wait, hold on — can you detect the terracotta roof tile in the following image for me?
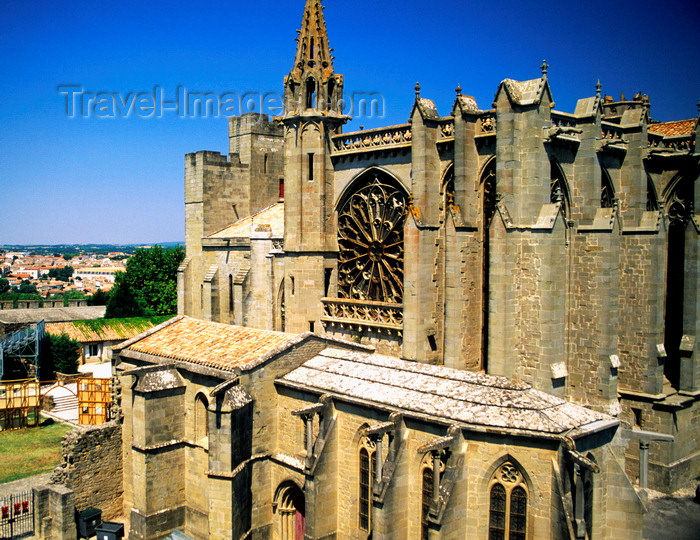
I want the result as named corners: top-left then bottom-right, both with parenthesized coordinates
top-left (648, 119), bottom-right (696, 137)
top-left (208, 203), bottom-right (284, 239)
top-left (123, 316), bottom-right (298, 371)
top-left (46, 317), bottom-right (167, 343)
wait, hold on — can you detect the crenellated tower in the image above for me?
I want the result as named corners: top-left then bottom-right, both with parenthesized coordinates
top-left (280, 0), bottom-right (349, 333)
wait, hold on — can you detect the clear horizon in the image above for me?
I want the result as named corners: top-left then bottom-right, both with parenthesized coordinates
top-left (2, 0), bottom-right (698, 245)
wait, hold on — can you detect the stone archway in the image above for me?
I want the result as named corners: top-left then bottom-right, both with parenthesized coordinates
top-left (274, 482), bottom-right (305, 540)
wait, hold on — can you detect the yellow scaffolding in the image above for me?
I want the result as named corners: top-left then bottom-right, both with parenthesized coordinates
top-left (0, 379), bottom-right (40, 431)
top-left (78, 377), bottom-right (111, 425)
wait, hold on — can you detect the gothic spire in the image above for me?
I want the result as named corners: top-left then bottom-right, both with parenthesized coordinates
top-left (284, 0), bottom-right (345, 119)
top-left (292, 0), bottom-right (334, 79)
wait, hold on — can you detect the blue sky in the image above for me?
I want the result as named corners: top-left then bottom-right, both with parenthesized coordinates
top-left (1, 0), bottom-right (698, 245)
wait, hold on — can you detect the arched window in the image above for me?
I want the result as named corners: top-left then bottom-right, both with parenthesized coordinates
top-left (481, 159), bottom-right (497, 371)
top-left (647, 175), bottom-right (659, 211)
top-left (601, 167), bottom-right (615, 208)
top-left (275, 482), bottom-right (305, 540)
top-left (306, 78), bottom-right (316, 109)
top-left (488, 461), bottom-right (528, 540)
top-left (337, 171), bottom-right (408, 303)
top-left (359, 436), bottom-right (376, 531)
top-left (550, 160), bottom-right (571, 220)
top-left (664, 176), bottom-right (693, 390)
top-left (420, 451), bottom-right (447, 540)
top-left (194, 394), bottom-right (208, 442)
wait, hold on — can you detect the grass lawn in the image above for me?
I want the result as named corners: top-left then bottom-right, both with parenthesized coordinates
top-left (0, 420), bottom-right (71, 484)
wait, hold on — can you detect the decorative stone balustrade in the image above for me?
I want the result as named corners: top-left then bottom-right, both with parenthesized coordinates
top-left (648, 134), bottom-right (695, 153)
top-left (600, 122), bottom-right (626, 142)
top-left (478, 113), bottom-right (497, 135)
top-left (321, 298), bottom-right (403, 333)
top-left (331, 125), bottom-right (412, 155)
top-left (438, 119), bottom-right (455, 141)
top-left (551, 112), bottom-right (578, 129)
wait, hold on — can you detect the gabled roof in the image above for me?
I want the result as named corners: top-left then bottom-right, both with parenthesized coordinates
top-left (453, 94), bottom-right (480, 115)
top-left (115, 316), bottom-right (303, 372)
top-left (411, 97), bottom-right (440, 121)
top-left (496, 77), bottom-right (552, 107)
top-left (279, 348), bottom-right (611, 436)
top-left (208, 203), bottom-right (284, 239)
top-left (46, 316), bottom-right (169, 344)
top-left (648, 119), bottom-right (696, 137)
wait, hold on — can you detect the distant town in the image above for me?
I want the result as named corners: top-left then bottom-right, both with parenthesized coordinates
top-left (0, 243), bottom-right (182, 300)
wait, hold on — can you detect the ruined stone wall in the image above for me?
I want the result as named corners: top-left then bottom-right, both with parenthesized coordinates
top-left (50, 421), bottom-right (123, 520)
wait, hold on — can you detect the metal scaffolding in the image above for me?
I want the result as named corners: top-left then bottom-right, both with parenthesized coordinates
top-left (0, 321), bottom-right (44, 380)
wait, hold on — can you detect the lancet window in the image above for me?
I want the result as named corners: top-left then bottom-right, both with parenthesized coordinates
top-left (420, 450), bottom-right (447, 540)
top-left (601, 167), bottom-right (615, 208)
top-left (488, 461), bottom-right (528, 540)
top-left (359, 436), bottom-right (376, 531)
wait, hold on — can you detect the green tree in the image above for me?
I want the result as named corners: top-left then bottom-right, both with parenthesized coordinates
top-left (42, 333), bottom-right (81, 377)
top-left (88, 289), bottom-right (110, 306)
top-left (18, 280), bottom-right (38, 294)
top-left (0, 278), bottom-right (9, 293)
top-left (48, 266), bottom-right (74, 282)
top-left (105, 245), bottom-right (185, 318)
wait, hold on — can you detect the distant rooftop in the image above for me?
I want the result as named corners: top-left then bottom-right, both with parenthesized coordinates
top-left (0, 306), bottom-right (106, 325)
top-left (46, 316), bottom-right (169, 343)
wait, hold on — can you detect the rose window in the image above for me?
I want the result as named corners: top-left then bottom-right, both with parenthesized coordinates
top-left (337, 175), bottom-right (407, 302)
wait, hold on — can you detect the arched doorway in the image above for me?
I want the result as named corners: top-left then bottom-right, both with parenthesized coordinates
top-left (274, 482), bottom-right (305, 540)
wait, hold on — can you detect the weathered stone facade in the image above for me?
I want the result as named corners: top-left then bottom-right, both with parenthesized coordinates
top-left (179, 0), bottom-right (700, 495)
top-left (115, 317), bottom-right (645, 539)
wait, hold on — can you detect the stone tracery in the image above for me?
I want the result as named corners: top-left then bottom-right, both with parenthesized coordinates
top-left (337, 173), bottom-right (407, 303)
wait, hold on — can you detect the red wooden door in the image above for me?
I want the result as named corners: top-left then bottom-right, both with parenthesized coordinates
top-left (294, 510), bottom-right (305, 540)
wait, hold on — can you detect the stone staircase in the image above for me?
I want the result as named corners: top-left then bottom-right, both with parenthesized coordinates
top-left (51, 393), bottom-right (78, 413)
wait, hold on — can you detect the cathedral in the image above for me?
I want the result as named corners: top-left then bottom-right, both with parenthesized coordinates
top-left (115, 0), bottom-right (700, 537)
top-left (178, 0), bottom-right (699, 494)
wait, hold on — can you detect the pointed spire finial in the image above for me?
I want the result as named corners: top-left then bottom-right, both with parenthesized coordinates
top-left (456, 83), bottom-right (462, 96)
top-left (415, 82), bottom-right (421, 98)
top-left (292, 0), bottom-right (334, 74)
top-left (540, 59), bottom-right (549, 77)
top-left (595, 80), bottom-right (602, 99)
top-left (697, 99), bottom-right (700, 117)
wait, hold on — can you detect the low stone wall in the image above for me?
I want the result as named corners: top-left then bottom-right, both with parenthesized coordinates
top-left (0, 299), bottom-right (88, 310)
top-left (51, 421), bottom-right (123, 520)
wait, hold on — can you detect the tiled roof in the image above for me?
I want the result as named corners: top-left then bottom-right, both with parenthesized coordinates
top-left (648, 119), bottom-right (696, 137)
top-left (46, 317), bottom-right (169, 343)
top-left (208, 203), bottom-right (284, 239)
top-left (120, 316), bottom-right (299, 371)
top-left (280, 348), bottom-right (610, 435)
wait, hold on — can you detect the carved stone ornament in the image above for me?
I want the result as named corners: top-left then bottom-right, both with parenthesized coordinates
top-left (337, 175), bottom-right (407, 302)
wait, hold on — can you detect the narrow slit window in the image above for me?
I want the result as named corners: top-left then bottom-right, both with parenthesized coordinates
top-left (359, 447), bottom-right (372, 530)
top-left (308, 153), bottom-right (314, 181)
